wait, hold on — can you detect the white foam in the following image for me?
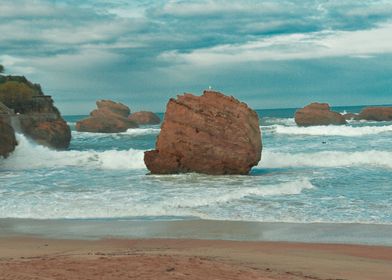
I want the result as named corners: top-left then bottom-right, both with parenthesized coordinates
top-left (0, 134), bottom-right (146, 170)
top-left (72, 128), bottom-right (160, 138)
top-left (0, 178), bottom-right (314, 219)
top-left (270, 124), bottom-right (392, 137)
top-left (261, 117), bottom-right (295, 126)
top-left (261, 150), bottom-right (392, 169)
top-left (166, 179), bottom-right (315, 208)
top-left (122, 128), bottom-right (160, 136)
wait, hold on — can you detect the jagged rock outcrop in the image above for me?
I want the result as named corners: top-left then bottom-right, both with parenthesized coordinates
top-left (129, 111), bottom-right (161, 125)
top-left (144, 90), bottom-right (262, 175)
top-left (356, 107), bottom-right (392, 121)
top-left (18, 114), bottom-right (71, 149)
top-left (76, 100), bottom-right (138, 133)
top-left (295, 103), bottom-right (347, 126)
top-left (0, 117), bottom-right (17, 158)
top-left (0, 75), bottom-right (71, 149)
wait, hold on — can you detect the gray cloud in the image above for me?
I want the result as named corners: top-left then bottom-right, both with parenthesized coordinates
top-left (0, 0), bottom-right (391, 114)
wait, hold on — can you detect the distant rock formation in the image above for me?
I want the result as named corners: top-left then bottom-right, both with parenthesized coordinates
top-left (0, 75), bottom-right (71, 150)
top-left (295, 103), bottom-right (347, 126)
top-left (144, 90), bottom-right (262, 175)
top-left (129, 111), bottom-right (161, 125)
top-left (356, 107), bottom-right (392, 121)
top-left (0, 117), bottom-right (17, 158)
top-left (96, 100), bottom-right (131, 117)
top-left (76, 100), bottom-right (138, 133)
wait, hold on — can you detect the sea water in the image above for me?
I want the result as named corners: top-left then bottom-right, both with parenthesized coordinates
top-left (1, 106), bottom-right (391, 225)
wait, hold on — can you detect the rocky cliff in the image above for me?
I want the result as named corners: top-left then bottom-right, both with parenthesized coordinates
top-left (0, 116), bottom-right (17, 158)
top-left (0, 74), bottom-right (71, 150)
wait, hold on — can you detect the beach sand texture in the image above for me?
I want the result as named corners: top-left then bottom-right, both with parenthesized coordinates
top-left (1, 237), bottom-right (391, 280)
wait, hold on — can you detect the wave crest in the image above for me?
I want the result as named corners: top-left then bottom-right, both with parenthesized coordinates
top-left (1, 134), bottom-right (146, 170)
top-left (261, 150), bottom-right (392, 169)
top-left (166, 179), bottom-right (315, 208)
top-left (73, 127), bottom-right (160, 138)
top-left (269, 124), bottom-right (392, 137)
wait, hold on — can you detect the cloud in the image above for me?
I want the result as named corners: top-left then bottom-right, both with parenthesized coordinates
top-left (159, 22), bottom-right (392, 66)
top-left (2, 0), bottom-right (392, 60)
top-left (1, 0), bottom-right (392, 114)
top-left (157, 1), bottom-right (288, 17)
top-left (0, 55), bottom-right (35, 74)
top-left (0, 0), bottom-right (61, 18)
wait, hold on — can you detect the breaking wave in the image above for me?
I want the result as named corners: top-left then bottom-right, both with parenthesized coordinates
top-left (4, 135), bottom-right (392, 171)
top-left (0, 134), bottom-right (146, 170)
top-left (261, 150), bottom-right (392, 169)
top-left (122, 128), bottom-right (161, 136)
top-left (269, 124), bottom-right (392, 137)
top-left (73, 128), bottom-right (160, 138)
top-left (165, 179), bottom-right (315, 208)
top-left (0, 178), bottom-right (314, 219)
top-left (261, 117), bottom-right (295, 126)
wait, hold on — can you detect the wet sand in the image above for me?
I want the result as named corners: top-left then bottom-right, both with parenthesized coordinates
top-left (1, 237), bottom-right (392, 280)
top-left (2, 218), bottom-right (392, 246)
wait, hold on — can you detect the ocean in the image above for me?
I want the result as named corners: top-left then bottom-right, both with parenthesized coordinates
top-left (1, 105), bottom-right (392, 230)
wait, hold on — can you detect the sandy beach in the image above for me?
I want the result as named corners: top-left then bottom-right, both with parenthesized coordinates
top-left (0, 237), bottom-right (391, 280)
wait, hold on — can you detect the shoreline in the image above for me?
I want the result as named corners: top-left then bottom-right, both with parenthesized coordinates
top-left (1, 218), bottom-right (392, 246)
top-left (1, 236), bottom-right (392, 279)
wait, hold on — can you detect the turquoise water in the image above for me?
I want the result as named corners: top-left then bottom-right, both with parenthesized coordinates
top-left (1, 106), bottom-right (392, 225)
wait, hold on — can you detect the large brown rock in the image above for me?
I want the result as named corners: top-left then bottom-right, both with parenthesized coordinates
top-left (18, 114), bottom-right (71, 149)
top-left (76, 100), bottom-right (138, 133)
top-left (357, 107), bottom-right (392, 121)
top-left (144, 90), bottom-right (262, 175)
top-left (129, 111), bottom-right (161, 125)
top-left (0, 75), bottom-right (71, 149)
top-left (295, 103), bottom-right (347, 126)
top-left (0, 117), bottom-right (17, 158)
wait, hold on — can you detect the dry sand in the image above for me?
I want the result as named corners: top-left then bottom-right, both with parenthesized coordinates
top-left (0, 237), bottom-right (391, 280)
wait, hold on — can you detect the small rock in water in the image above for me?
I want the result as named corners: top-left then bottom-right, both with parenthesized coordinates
top-left (357, 107), bottom-right (392, 121)
top-left (295, 103), bottom-right (346, 126)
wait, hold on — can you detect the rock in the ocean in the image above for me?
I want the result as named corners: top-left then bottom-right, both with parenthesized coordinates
top-left (129, 111), bottom-right (161, 125)
top-left (96, 100), bottom-right (130, 117)
top-left (144, 90), bottom-right (262, 175)
top-left (0, 118), bottom-right (17, 158)
top-left (18, 114), bottom-right (71, 149)
top-left (295, 103), bottom-right (346, 126)
top-left (76, 100), bottom-right (138, 133)
top-left (0, 75), bottom-right (71, 149)
top-left (357, 107), bottom-right (392, 121)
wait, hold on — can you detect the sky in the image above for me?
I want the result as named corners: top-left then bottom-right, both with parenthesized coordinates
top-left (1, 0), bottom-right (392, 114)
